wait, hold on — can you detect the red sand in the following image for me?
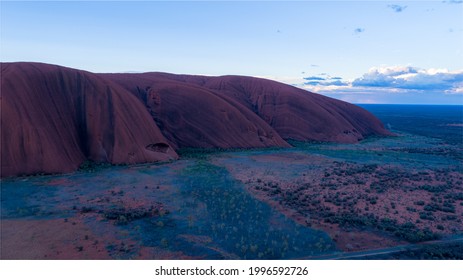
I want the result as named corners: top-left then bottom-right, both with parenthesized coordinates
top-left (1, 218), bottom-right (111, 259)
top-left (2, 62), bottom-right (392, 177)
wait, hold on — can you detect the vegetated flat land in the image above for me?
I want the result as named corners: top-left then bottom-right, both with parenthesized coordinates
top-left (1, 132), bottom-right (462, 259)
top-left (214, 134), bottom-right (463, 252)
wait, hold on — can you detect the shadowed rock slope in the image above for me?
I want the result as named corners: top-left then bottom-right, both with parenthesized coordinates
top-left (1, 62), bottom-right (392, 177)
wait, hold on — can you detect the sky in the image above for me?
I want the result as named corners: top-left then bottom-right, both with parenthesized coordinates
top-left (1, 0), bottom-right (462, 104)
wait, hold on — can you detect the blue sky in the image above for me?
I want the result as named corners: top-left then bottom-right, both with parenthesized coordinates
top-left (1, 1), bottom-right (462, 104)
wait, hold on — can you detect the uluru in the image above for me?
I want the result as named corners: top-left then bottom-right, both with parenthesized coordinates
top-left (1, 62), bottom-right (392, 177)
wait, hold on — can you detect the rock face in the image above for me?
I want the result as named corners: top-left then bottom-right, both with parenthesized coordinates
top-left (1, 62), bottom-right (177, 177)
top-left (103, 72), bottom-right (393, 145)
top-left (100, 73), bottom-right (289, 149)
top-left (201, 75), bottom-right (391, 143)
top-left (1, 62), bottom-right (392, 177)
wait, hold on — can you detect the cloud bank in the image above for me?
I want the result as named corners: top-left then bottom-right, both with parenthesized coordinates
top-left (295, 66), bottom-right (463, 104)
top-left (352, 66), bottom-right (463, 93)
top-left (303, 75), bottom-right (348, 86)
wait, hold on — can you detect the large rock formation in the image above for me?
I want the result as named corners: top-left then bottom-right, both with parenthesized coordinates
top-left (100, 73), bottom-right (290, 149)
top-left (102, 72), bottom-right (392, 146)
top-left (1, 62), bottom-right (392, 177)
top-left (1, 62), bottom-right (177, 177)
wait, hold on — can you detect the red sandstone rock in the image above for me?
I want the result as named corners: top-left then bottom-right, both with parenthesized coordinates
top-left (104, 72), bottom-right (393, 144)
top-left (196, 75), bottom-right (393, 143)
top-left (1, 62), bottom-right (392, 177)
top-left (1, 62), bottom-right (177, 177)
top-left (102, 77), bottom-right (289, 149)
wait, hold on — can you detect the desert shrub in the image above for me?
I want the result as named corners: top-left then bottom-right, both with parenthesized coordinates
top-left (392, 225), bottom-right (439, 243)
top-left (370, 182), bottom-right (385, 193)
top-left (444, 215), bottom-right (457, 221)
top-left (424, 202), bottom-right (455, 213)
top-left (419, 212), bottom-right (434, 221)
top-left (177, 147), bottom-right (229, 159)
top-left (327, 213), bottom-right (439, 243)
top-left (103, 206), bottom-right (161, 225)
top-left (78, 160), bottom-right (112, 172)
top-left (419, 185), bottom-right (448, 193)
top-left (441, 206), bottom-right (456, 213)
top-left (358, 242), bottom-right (463, 260)
top-left (424, 204), bottom-right (437, 212)
top-left (80, 206), bottom-right (94, 213)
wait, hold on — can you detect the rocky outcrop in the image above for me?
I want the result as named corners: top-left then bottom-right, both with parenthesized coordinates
top-left (1, 62), bottom-right (392, 177)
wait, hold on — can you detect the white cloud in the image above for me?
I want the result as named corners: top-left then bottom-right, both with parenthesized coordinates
top-left (351, 66), bottom-right (463, 93)
top-left (277, 65), bottom-right (463, 104)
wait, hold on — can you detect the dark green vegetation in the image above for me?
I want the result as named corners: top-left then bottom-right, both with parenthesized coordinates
top-left (78, 160), bottom-right (113, 173)
top-left (169, 160), bottom-right (336, 259)
top-left (354, 242), bottom-right (463, 260)
top-left (177, 146), bottom-right (285, 159)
